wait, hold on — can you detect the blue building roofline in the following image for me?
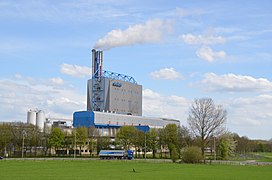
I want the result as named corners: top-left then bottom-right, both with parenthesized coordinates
top-left (73, 111), bottom-right (151, 132)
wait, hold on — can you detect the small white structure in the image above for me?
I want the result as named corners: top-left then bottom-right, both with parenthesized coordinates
top-left (27, 109), bottom-right (73, 133)
top-left (44, 121), bottom-right (52, 134)
top-left (36, 110), bottom-right (45, 132)
top-left (26, 109), bottom-right (46, 132)
top-left (27, 110), bottom-right (37, 125)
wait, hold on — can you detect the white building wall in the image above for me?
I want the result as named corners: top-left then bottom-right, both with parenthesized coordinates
top-left (93, 111), bottom-right (180, 128)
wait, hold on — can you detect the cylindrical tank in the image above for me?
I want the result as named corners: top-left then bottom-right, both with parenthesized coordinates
top-left (44, 121), bottom-right (52, 134)
top-left (36, 110), bottom-right (45, 132)
top-left (27, 110), bottom-right (37, 125)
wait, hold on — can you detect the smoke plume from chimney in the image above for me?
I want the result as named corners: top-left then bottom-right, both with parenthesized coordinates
top-left (94, 19), bottom-right (172, 50)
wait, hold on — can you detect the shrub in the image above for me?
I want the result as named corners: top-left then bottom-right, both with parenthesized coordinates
top-left (171, 147), bottom-right (179, 163)
top-left (182, 146), bottom-right (202, 164)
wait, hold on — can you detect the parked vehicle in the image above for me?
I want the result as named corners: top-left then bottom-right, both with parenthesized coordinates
top-left (99, 150), bottom-right (134, 160)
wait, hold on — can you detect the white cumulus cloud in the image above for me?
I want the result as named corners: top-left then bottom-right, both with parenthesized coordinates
top-left (196, 46), bottom-right (226, 62)
top-left (226, 95), bottom-right (272, 139)
top-left (200, 73), bottom-right (272, 92)
top-left (150, 68), bottom-right (183, 80)
top-left (50, 77), bottom-right (64, 85)
top-left (94, 19), bottom-right (172, 50)
top-left (180, 34), bottom-right (226, 45)
top-left (180, 33), bottom-right (226, 62)
top-left (142, 89), bottom-right (190, 121)
top-left (0, 76), bottom-right (86, 122)
top-left (61, 63), bottom-right (91, 78)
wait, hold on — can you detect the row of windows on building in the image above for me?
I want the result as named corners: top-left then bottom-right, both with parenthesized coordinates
top-left (112, 98), bottom-right (140, 104)
top-left (110, 109), bottom-right (140, 115)
top-left (112, 87), bottom-right (141, 95)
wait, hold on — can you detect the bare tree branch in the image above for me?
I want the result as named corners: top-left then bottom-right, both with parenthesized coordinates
top-left (187, 98), bottom-right (227, 156)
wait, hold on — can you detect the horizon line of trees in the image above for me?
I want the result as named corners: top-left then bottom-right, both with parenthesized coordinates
top-left (1, 98), bottom-right (271, 160)
top-left (0, 123), bottom-right (271, 159)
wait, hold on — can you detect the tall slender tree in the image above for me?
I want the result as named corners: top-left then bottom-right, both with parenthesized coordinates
top-left (164, 124), bottom-right (178, 156)
top-left (187, 98), bottom-right (227, 157)
top-left (218, 132), bottom-right (236, 160)
top-left (75, 127), bottom-right (88, 156)
top-left (147, 128), bottom-right (158, 158)
top-left (88, 127), bottom-right (98, 157)
top-left (49, 127), bottom-right (64, 155)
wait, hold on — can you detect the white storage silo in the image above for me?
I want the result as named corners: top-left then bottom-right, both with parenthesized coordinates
top-left (27, 110), bottom-right (37, 125)
top-left (36, 110), bottom-right (45, 132)
top-left (44, 121), bottom-right (52, 134)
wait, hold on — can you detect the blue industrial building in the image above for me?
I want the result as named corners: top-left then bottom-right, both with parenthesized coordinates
top-left (73, 49), bottom-right (180, 135)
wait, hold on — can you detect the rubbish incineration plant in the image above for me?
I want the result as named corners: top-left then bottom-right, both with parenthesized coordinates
top-left (73, 49), bottom-right (180, 136)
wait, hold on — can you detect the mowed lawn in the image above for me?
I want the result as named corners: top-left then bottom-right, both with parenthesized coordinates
top-left (1, 160), bottom-right (272, 180)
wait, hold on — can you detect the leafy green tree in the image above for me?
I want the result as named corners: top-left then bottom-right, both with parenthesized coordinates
top-left (116, 126), bottom-right (137, 150)
top-left (88, 127), bottom-right (98, 157)
top-left (96, 136), bottom-right (111, 154)
top-left (218, 133), bottom-right (236, 160)
top-left (171, 147), bottom-right (179, 163)
top-left (63, 131), bottom-right (73, 156)
top-left (41, 132), bottom-right (50, 156)
top-left (0, 123), bottom-right (11, 157)
top-left (158, 128), bottom-right (167, 158)
top-left (268, 139), bottom-right (272, 152)
top-left (26, 125), bottom-right (41, 156)
top-left (49, 127), bottom-right (64, 155)
top-left (9, 123), bottom-right (30, 157)
top-left (147, 128), bottom-right (158, 158)
top-left (164, 124), bottom-right (179, 156)
top-left (75, 127), bottom-right (88, 156)
top-left (157, 124), bottom-right (179, 159)
top-left (88, 138), bottom-right (97, 157)
top-left (133, 130), bottom-right (145, 158)
top-left (178, 125), bottom-right (192, 148)
top-left (233, 134), bottom-right (253, 153)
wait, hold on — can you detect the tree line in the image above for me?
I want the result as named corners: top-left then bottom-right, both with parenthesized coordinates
top-left (0, 122), bottom-right (271, 160)
top-left (1, 98), bottom-right (271, 160)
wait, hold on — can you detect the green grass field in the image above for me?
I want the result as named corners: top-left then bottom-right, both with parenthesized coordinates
top-left (1, 160), bottom-right (272, 180)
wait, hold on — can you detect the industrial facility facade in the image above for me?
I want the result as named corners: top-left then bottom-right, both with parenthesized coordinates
top-left (22, 49), bottom-right (180, 157)
top-left (73, 49), bottom-right (180, 132)
top-left (87, 78), bottom-right (142, 116)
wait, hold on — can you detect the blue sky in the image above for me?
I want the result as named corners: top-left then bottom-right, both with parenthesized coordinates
top-left (0, 0), bottom-right (272, 139)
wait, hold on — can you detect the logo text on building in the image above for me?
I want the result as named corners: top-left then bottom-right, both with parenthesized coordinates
top-left (112, 82), bottom-right (122, 87)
